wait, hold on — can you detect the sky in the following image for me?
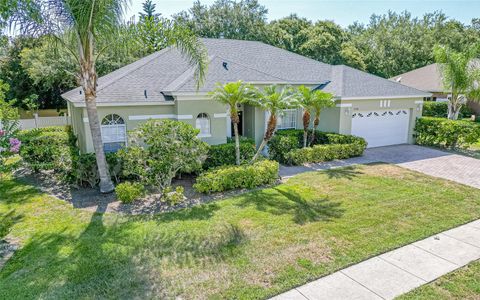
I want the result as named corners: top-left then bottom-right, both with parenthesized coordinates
top-left (126, 0), bottom-right (479, 27)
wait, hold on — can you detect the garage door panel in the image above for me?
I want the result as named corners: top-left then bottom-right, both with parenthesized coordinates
top-left (351, 109), bottom-right (410, 148)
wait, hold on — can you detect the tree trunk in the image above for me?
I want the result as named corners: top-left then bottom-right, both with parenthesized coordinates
top-left (309, 113), bottom-right (320, 146)
top-left (81, 62), bottom-right (114, 193)
top-left (302, 110), bottom-right (310, 148)
top-left (231, 112), bottom-right (241, 165)
top-left (447, 101), bottom-right (461, 120)
top-left (252, 113), bottom-right (277, 162)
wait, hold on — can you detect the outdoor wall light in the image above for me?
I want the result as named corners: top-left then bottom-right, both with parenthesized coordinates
top-left (344, 107), bottom-right (351, 115)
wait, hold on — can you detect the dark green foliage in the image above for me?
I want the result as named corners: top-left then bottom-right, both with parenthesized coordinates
top-left (422, 101), bottom-right (474, 119)
top-left (203, 138), bottom-right (256, 169)
top-left (115, 182), bottom-right (145, 203)
top-left (18, 126), bottom-right (75, 173)
top-left (268, 129), bottom-right (367, 164)
top-left (194, 160), bottom-right (279, 193)
top-left (286, 143), bottom-right (366, 165)
top-left (415, 117), bottom-right (480, 149)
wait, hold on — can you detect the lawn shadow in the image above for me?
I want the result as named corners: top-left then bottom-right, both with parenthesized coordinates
top-left (323, 166), bottom-right (363, 180)
top-left (237, 187), bottom-right (344, 225)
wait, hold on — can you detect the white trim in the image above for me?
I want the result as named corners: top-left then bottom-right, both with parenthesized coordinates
top-left (214, 113), bottom-right (228, 118)
top-left (72, 101), bottom-right (175, 108)
top-left (336, 103), bottom-right (353, 108)
top-left (83, 117), bottom-right (89, 123)
top-left (415, 101), bottom-right (424, 104)
top-left (340, 95), bottom-right (430, 100)
top-left (128, 114), bottom-right (193, 121)
top-left (197, 133), bottom-right (212, 138)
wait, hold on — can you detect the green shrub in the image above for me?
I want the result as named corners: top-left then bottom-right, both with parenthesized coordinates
top-left (115, 182), bottom-right (145, 203)
top-left (285, 143), bottom-right (366, 165)
top-left (194, 160), bottom-right (279, 193)
top-left (70, 152), bottom-right (124, 188)
top-left (18, 126), bottom-right (76, 173)
top-left (422, 101), bottom-right (474, 118)
top-left (415, 117), bottom-right (480, 149)
top-left (162, 186), bottom-right (185, 205)
top-left (268, 129), bottom-right (367, 164)
top-left (203, 138), bottom-right (256, 169)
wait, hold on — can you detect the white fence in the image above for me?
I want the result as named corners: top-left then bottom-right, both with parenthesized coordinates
top-left (18, 115), bottom-right (71, 130)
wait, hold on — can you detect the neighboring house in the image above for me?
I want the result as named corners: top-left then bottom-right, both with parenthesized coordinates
top-left (62, 38), bottom-right (430, 151)
top-left (391, 63), bottom-right (480, 114)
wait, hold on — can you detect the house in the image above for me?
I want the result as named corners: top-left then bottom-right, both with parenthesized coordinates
top-left (391, 63), bottom-right (480, 114)
top-left (62, 38), bottom-right (430, 151)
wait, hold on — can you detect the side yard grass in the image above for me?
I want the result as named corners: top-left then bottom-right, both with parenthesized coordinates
top-left (1, 163), bottom-right (480, 299)
top-left (398, 260), bottom-right (480, 299)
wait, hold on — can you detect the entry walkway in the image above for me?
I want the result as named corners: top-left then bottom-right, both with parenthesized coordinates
top-left (272, 220), bottom-right (480, 300)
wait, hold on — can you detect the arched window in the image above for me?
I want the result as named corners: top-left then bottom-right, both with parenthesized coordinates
top-left (196, 113), bottom-right (210, 136)
top-left (101, 114), bottom-right (126, 152)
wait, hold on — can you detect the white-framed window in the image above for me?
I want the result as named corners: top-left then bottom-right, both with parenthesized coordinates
top-left (101, 114), bottom-right (126, 152)
top-left (196, 113), bottom-right (211, 137)
top-left (276, 109), bottom-right (297, 130)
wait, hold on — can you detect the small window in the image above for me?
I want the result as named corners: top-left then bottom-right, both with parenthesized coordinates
top-left (277, 109), bottom-right (297, 130)
top-left (101, 114), bottom-right (126, 152)
top-left (196, 113), bottom-right (210, 136)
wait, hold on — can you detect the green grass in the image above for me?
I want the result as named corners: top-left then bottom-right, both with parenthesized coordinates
top-left (398, 260), bottom-right (480, 299)
top-left (1, 163), bottom-right (480, 299)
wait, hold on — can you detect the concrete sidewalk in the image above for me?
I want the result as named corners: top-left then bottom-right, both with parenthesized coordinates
top-left (272, 220), bottom-right (480, 300)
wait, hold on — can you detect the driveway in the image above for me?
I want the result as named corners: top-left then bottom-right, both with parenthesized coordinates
top-left (280, 144), bottom-right (480, 189)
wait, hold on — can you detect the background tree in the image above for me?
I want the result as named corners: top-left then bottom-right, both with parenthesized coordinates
top-left (139, 0), bottom-right (161, 20)
top-left (434, 45), bottom-right (480, 120)
top-left (209, 81), bottom-right (258, 165)
top-left (264, 14), bottom-right (311, 53)
top-left (251, 85), bottom-right (298, 161)
top-left (174, 0), bottom-right (268, 41)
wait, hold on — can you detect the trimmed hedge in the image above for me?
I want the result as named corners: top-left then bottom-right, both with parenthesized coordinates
top-left (194, 160), bottom-right (279, 193)
top-left (286, 143), bottom-right (366, 165)
top-left (415, 117), bottom-right (480, 149)
top-left (268, 129), bottom-right (367, 164)
top-left (18, 126), bottom-right (76, 172)
top-left (422, 101), bottom-right (474, 118)
top-left (203, 137), bottom-right (256, 169)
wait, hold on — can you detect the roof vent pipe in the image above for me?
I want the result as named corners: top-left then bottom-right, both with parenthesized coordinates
top-left (223, 62), bottom-right (228, 70)
top-left (144, 89), bottom-right (148, 98)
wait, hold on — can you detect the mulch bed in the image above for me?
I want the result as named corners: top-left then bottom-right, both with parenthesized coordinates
top-left (16, 169), bottom-right (278, 215)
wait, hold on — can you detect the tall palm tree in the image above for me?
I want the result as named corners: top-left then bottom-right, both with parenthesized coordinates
top-left (6, 0), bottom-right (207, 192)
top-left (308, 90), bottom-right (334, 145)
top-left (209, 81), bottom-right (258, 165)
top-left (434, 45), bottom-right (480, 120)
top-left (251, 85), bottom-right (299, 162)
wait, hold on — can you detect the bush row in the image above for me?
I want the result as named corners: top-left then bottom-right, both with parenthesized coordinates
top-left (422, 101), bottom-right (474, 119)
top-left (203, 137), bottom-right (256, 169)
top-left (285, 143), bottom-right (366, 165)
top-left (414, 117), bottom-right (480, 149)
top-left (268, 129), bottom-right (367, 164)
top-left (193, 160), bottom-right (279, 193)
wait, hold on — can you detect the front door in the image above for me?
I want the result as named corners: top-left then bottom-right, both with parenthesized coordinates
top-left (231, 111), bottom-right (243, 136)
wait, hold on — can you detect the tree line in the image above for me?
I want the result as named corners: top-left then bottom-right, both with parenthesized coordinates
top-left (1, 0), bottom-right (479, 110)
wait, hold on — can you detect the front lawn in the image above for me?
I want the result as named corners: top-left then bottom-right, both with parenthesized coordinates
top-left (398, 260), bottom-right (480, 299)
top-left (1, 164), bottom-right (480, 299)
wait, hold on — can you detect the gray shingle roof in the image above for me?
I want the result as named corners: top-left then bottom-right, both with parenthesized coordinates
top-left (62, 38), bottom-right (429, 104)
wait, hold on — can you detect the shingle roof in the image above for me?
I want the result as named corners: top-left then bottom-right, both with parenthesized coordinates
top-left (390, 63), bottom-right (445, 93)
top-left (63, 38), bottom-right (429, 104)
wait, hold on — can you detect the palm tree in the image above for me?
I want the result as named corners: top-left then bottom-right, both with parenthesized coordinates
top-left (209, 81), bottom-right (258, 165)
top-left (434, 45), bottom-right (480, 120)
top-left (251, 85), bottom-right (299, 162)
top-left (6, 0), bottom-right (207, 193)
top-left (308, 90), bottom-right (334, 146)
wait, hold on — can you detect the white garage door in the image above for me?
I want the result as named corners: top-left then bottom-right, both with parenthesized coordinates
top-left (351, 109), bottom-right (410, 148)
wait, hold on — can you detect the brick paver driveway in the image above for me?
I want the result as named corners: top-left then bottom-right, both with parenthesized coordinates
top-left (280, 144), bottom-right (480, 189)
